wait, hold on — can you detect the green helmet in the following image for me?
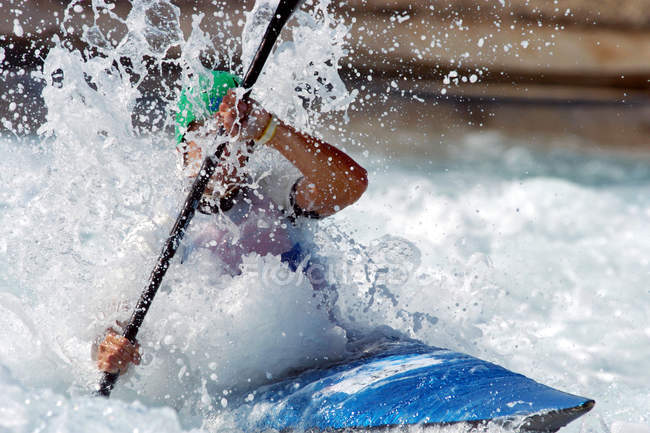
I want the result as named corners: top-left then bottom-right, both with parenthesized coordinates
top-left (175, 70), bottom-right (241, 144)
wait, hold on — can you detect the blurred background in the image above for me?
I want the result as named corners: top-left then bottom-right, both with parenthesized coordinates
top-left (1, 0), bottom-right (649, 154)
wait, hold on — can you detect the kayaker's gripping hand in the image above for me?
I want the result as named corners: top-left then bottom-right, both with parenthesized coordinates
top-left (96, 328), bottom-right (141, 375)
top-left (219, 89), bottom-right (271, 142)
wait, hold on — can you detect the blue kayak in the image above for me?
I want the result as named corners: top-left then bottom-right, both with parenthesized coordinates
top-left (231, 341), bottom-right (594, 432)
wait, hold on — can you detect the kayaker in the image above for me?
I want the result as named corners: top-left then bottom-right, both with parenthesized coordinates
top-left (95, 71), bottom-right (368, 376)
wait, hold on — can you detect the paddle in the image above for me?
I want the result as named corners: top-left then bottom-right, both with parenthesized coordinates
top-left (96, 0), bottom-right (305, 397)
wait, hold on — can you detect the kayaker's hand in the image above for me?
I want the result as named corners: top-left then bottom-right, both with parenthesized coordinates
top-left (219, 89), bottom-right (271, 142)
top-left (97, 328), bottom-right (140, 375)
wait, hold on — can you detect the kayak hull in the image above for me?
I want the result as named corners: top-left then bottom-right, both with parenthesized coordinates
top-left (232, 342), bottom-right (594, 432)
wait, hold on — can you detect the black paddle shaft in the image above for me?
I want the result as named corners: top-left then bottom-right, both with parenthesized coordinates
top-left (96, 0), bottom-right (304, 397)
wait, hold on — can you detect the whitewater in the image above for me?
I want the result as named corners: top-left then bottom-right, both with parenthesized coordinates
top-left (0, 0), bottom-right (649, 432)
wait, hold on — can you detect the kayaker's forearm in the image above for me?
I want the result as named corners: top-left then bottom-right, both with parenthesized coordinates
top-left (268, 122), bottom-right (368, 214)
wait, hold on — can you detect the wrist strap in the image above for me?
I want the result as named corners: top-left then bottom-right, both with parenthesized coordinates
top-left (256, 115), bottom-right (278, 145)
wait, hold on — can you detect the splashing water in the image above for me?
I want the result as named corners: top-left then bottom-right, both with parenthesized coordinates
top-left (242, 0), bottom-right (356, 130)
top-left (0, 1), bottom-right (649, 433)
top-left (2, 0), bottom-right (357, 424)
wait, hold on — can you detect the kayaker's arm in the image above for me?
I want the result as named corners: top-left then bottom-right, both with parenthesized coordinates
top-left (218, 90), bottom-right (368, 217)
top-left (267, 123), bottom-right (367, 217)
